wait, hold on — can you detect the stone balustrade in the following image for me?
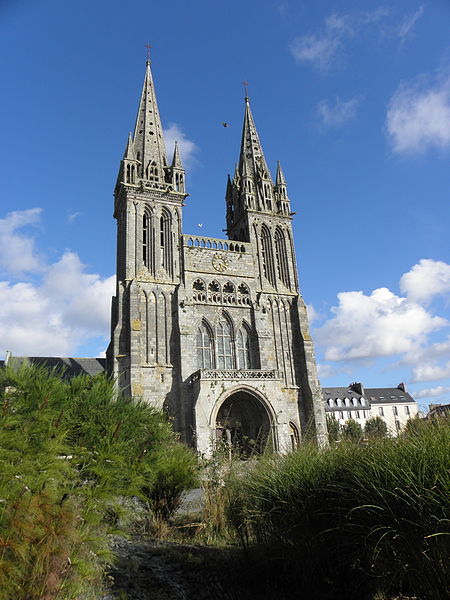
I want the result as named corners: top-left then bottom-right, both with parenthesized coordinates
top-left (191, 369), bottom-right (279, 382)
top-left (183, 235), bottom-right (250, 254)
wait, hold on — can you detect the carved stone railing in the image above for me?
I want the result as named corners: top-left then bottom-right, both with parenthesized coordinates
top-left (183, 235), bottom-right (250, 254)
top-left (191, 369), bottom-right (279, 382)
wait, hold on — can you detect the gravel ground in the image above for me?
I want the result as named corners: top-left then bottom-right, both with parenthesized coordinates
top-left (101, 535), bottom-right (244, 600)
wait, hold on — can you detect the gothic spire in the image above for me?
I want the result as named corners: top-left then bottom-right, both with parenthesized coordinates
top-left (123, 132), bottom-right (135, 160)
top-left (276, 160), bottom-right (286, 185)
top-left (239, 97), bottom-right (272, 183)
top-left (171, 140), bottom-right (183, 168)
top-left (132, 60), bottom-right (168, 182)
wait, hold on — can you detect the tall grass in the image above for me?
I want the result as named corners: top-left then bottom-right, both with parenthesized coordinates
top-left (226, 418), bottom-right (450, 600)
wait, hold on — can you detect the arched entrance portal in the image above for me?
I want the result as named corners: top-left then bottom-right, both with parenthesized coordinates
top-left (215, 390), bottom-right (273, 456)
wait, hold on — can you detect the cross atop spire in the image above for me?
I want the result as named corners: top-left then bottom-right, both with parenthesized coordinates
top-left (144, 43), bottom-right (152, 61)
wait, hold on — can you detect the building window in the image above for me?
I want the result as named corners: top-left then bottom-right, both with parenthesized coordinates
top-left (143, 214), bottom-right (148, 266)
top-left (404, 405), bottom-right (410, 415)
top-left (289, 422), bottom-right (300, 450)
top-left (160, 209), bottom-right (172, 274)
top-left (275, 227), bottom-right (290, 288)
top-left (339, 411), bottom-right (344, 420)
top-left (379, 407), bottom-right (384, 417)
top-left (216, 317), bottom-right (233, 369)
top-left (196, 322), bottom-right (213, 369)
top-left (261, 225), bottom-right (276, 286)
top-left (393, 406), bottom-right (398, 416)
top-left (355, 411), bottom-right (360, 419)
top-left (237, 327), bottom-right (251, 369)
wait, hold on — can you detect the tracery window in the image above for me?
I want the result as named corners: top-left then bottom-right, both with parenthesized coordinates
top-left (160, 209), bottom-right (172, 274)
top-left (275, 227), bottom-right (290, 288)
top-left (208, 281), bottom-right (221, 303)
top-left (237, 326), bottom-right (251, 369)
top-left (216, 316), bottom-right (233, 369)
top-left (196, 322), bottom-right (213, 369)
top-left (261, 225), bottom-right (276, 286)
top-left (143, 214), bottom-right (149, 266)
top-left (192, 279), bottom-right (206, 302)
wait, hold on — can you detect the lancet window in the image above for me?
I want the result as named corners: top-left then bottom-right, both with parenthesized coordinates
top-left (195, 315), bottom-right (257, 371)
top-left (160, 209), bottom-right (172, 274)
top-left (261, 225), bottom-right (276, 286)
top-left (275, 227), bottom-right (290, 288)
top-left (142, 211), bottom-right (155, 273)
top-left (237, 326), bottom-right (251, 369)
top-left (196, 322), bottom-right (213, 369)
top-left (216, 316), bottom-right (233, 369)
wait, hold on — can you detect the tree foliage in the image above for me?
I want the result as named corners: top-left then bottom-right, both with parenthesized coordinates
top-left (0, 364), bottom-right (198, 599)
top-left (341, 418), bottom-right (363, 442)
top-left (364, 415), bottom-right (388, 439)
top-left (326, 414), bottom-right (340, 443)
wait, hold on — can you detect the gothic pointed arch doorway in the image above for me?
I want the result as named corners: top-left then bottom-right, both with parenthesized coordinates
top-left (215, 389), bottom-right (274, 456)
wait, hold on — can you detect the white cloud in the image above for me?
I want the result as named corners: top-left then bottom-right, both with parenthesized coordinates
top-left (398, 5), bottom-right (425, 45)
top-left (289, 9), bottom-right (389, 70)
top-left (317, 96), bottom-right (360, 128)
top-left (386, 72), bottom-right (450, 154)
top-left (413, 385), bottom-right (450, 399)
top-left (0, 209), bottom-right (115, 358)
top-left (67, 211), bottom-right (82, 223)
top-left (412, 361), bottom-right (450, 383)
top-left (306, 303), bottom-right (320, 324)
top-left (0, 208), bottom-right (43, 275)
top-left (400, 258), bottom-right (450, 303)
top-left (164, 123), bottom-right (199, 169)
top-left (403, 335), bottom-right (450, 365)
top-left (315, 286), bottom-right (446, 362)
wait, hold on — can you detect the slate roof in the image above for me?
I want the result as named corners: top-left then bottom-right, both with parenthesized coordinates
top-left (365, 388), bottom-right (415, 404)
top-left (322, 387), bottom-right (369, 411)
top-left (322, 387), bottom-right (363, 401)
top-left (322, 385), bottom-right (416, 411)
top-left (5, 356), bottom-right (106, 378)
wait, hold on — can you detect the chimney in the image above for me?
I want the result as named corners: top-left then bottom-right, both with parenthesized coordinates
top-left (350, 381), bottom-right (364, 396)
top-left (397, 382), bottom-right (406, 392)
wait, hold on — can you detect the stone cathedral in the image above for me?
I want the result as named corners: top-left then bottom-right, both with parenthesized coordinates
top-left (106, 60), bottom-right (327, 455)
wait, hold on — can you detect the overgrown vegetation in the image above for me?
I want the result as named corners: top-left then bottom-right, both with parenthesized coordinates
top-left (224, 417), bottom-right (450, 600)
top-left (0, 364), bottom-right (197, 599)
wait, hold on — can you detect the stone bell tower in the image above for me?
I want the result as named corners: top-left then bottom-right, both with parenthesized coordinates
top-left (106, 59), bottom-right (186, 406)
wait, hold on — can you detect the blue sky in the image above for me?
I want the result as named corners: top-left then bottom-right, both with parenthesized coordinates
top-left (0, 0), bottom-right (449, 409)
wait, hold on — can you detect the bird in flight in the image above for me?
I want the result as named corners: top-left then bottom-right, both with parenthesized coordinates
top-left (222, 122), bottom-right (230, 128)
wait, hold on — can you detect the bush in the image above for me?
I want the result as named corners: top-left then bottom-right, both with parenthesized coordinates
top-left (364, 415), bottom-right (388, 439)
top-left (342, 418), bottom-right (363, 441)
top-left (0, 364), bottom-right (198, 598)
top-left (326, 414), bottom-right (340, 442)
top-left (226, 417), bottom-right (450, 600)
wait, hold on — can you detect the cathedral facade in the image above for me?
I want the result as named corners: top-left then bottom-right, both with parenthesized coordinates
top-left (106, 60), bottom-right (327, 455)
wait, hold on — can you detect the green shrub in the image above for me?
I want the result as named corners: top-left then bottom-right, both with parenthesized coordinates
top-left (143, 443), bottom-right (199, 521)
top-left (342, 418), bottom-right (363, 441)
top-left (326, 414), bottom-right (340, 442)
top-left (364, 415), bottom-right (388, 439)
top-left (0, 364), bottom-right (198, 598)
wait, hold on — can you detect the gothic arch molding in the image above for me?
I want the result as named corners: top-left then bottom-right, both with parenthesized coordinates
top-left (210, 385), bottom-right (278, 453)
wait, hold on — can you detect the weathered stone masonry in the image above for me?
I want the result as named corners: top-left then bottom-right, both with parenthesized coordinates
top-left (106, 59), bottom-right (327, 456)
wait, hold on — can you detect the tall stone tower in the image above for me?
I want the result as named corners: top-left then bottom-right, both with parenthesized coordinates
top-left (107, 60), bottom-right (327, 455)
